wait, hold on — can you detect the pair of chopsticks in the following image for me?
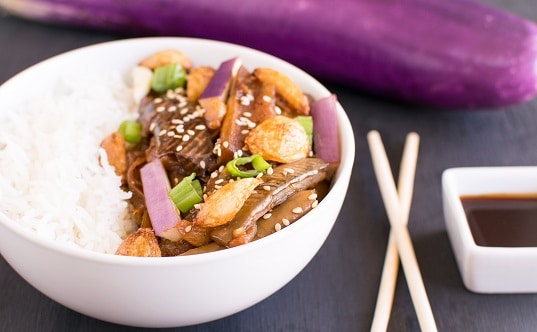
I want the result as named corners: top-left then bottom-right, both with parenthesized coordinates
top-left (367, 130), bottom-right (437, 332)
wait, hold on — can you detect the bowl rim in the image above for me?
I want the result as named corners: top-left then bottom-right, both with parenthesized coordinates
top-left (0, 36), bottom-right (355, 266)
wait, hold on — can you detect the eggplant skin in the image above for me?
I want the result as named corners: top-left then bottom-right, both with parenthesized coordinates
top-left (3, 0), bottom-right (537, 108)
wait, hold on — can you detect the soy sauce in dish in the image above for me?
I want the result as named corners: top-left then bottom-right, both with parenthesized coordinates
top-left (460, 194), bottom-right (537, 247)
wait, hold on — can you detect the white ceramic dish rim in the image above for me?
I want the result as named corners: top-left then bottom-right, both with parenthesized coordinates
top-left (443, 166), bottom-right (537, 255)
top-left (0, 37), bottom-right (355, 267)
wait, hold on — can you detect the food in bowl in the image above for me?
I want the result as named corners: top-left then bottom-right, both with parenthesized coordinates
top-left (0, 38), bottom-right (353, 327)
top-left (104, 49), bottom-right (340, 256)
top-left (0, 45), bottom-right (341, 257)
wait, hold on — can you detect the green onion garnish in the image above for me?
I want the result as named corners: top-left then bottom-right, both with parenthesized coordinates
top-left (226, 154), bottom-right (271, 178)
top-left (296, 115), bottom-right (313, 146)
top-left (169, 173), bottom-right (203, 214)
top-left (118, 120), bottom-right (143, 144)
top-left (151, 63), bottom-right (187, 93)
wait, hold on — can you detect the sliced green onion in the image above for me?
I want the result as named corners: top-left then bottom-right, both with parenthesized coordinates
top-left (151, 63), bottom-right (187, 93)
top-left (118, 120), bottom-right (143, 144)
top-left (226, 154), bottom-right (271, 178)
top-left (169, 173), bottom-right (203, 214)
top-left (296, 115), bottom-right (313, 145)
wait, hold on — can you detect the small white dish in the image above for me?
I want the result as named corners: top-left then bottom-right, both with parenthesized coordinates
top-left (442, 166), bottom-right (537, 293)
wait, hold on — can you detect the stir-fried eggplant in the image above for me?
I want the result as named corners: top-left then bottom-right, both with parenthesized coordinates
top-left (210, 158), bottom-right (328, 247)
top-left (255, 189), bottom-right (318, 239)
top-left (105, 50), bottom-right (340, 256)
top-left (146, 91), bottom-right (219, 182)
top-left (218, 66), bottom-right (277, 164)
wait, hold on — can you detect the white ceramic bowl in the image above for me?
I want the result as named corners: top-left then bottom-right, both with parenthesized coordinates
top-left (442, 166), bottom-right (537, 294)
top-left (0, 38), bottom-right (354, 327)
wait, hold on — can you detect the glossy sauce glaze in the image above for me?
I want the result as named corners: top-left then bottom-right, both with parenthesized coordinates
top-left (460, 194), bottom-right (537, 247)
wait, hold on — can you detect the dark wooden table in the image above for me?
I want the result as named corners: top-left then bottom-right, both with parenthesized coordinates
top-left (2, 1), bottom-right (537, 331)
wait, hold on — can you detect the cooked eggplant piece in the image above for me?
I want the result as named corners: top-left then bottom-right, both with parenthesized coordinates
top-left (210, 157), bottom-right (328, 247)
top-left (218, 66), bottom-right (277, 163)
top-left (255, 189), bottom-right (318, 239)
top-left (199, 57), bottom-right (242, 129)
top-left (180, 242), bottom-right (225, 256)
top-left (146, 90), bottom-right (218, 180)
top-left (158, 238), bottom-right (196, 257)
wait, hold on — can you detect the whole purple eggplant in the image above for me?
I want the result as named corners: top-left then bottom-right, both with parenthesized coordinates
top-left (2, 0), bottom-right (537, 108)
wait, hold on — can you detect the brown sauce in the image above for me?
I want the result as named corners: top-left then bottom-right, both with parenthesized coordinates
top-left (460, 193), bottom-right (537, 247)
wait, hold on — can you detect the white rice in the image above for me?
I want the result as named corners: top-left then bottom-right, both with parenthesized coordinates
top-left (0, 72), bottom-right (138, 254)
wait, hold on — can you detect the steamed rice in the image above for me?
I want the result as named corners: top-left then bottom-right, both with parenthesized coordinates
top-left (0, 72), bottom-right (138, 253)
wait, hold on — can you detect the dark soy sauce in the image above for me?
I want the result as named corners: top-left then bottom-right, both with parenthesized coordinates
top-left (460, 194), bottom-right (537, 247)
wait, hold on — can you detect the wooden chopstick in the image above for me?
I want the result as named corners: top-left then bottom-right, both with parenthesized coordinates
top-left (367, 130), bottom-right (437, 332)
top-left (370, 131), bottom-right (420, 332)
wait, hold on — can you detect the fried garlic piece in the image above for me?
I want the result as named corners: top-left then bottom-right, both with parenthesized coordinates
top-left (194, 177), bottom-right (262, 228)
top-left (245, 116), bottom-right (310, 163)
top-left (139, 49), bottom-right (193, 71)
top-left (186, 66), bottom-right (216, 102)
top-left (253, 67), bottom-right (310, 114)
top-left (115, 228), bottom-right (162, 257)
top-left (100, 132), bottom-right (127, 178)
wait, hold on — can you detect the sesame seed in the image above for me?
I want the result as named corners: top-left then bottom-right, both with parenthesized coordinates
top-left (241, 129), bottom-right (250, 135)
top-left (262, 95), bottom-right (272, 102)
top-left (149, 122), bottom-right (156, 131)
top-left (156, 106), bottom-right (166, 113)
top-left (235, 119), bottom-right (244, 126)
top-left (282, 218), bottom-right (290, 226)
top-left (153, 98), bottom-right (163, 104)
top-left (214, 185), bottom-right (222, 190)
top-left (195, 124), bottom-right (206, 130)
top-left (274, 223), bottom-right (282, 232)
top-left (167, 131), bottom-right (175, 137)
top-left (182, 135), bottom-right (190, 142)
top-left (215, 179), bottom-right (224, 184)
top-left (203, 194), bottom-right (208, 200)
top-left (185, 225), bottom-right (192, 232)
top-left (312, 200), bottom-right (319, 208)
top-left (176, 145), bottom-right (183, 152)
top-left (275, 106), bottom-right (282, 115)
top-left (174, 135), bottom-right (181, 139)
top-left (267, 167), bottom-right (274, 175)
top-left (229, 178), bottom-right (235, 183)
top-left (240, 96), bottom-right (251, 106)
top-left (263, 185), bottom-right (271, 191)
top-left (187, 129), bottom-right (195, 136)
top-left (176, 127), bottom-right (184, 134)
top-left (222, 141), bottom-right (229, 148)
top-left (256, 172), bottom-right (264, 178)
top-left (217, 147), bottom-right (222, 157)
top-left (194, 203), bottom-right (201, 210)
top-left (243, 111), bottom-right (252, 117)
top-left (168, 105), bottom-right (177, 112)
top-left (166, 90), bottom-right (176, 99)
top-left (283, 168), bottom-right (295, 174)
top-left (292, 207), bottom-right (304, 214)
top-left (180, 108), bottom-right (189, 115)
top-left (200, 160), bottom-right (206, 169)
top-left (263, 213), bottom-right (272, 219)
top-left (308, 193), bottom-right (318, 200)
top-left (159, 129), bottom-right (167, 136)
top-left (210, 171), bottom-right (218, 178)
top-left (219, 165), bottom-right (225, 172)
top-left (236, 150), bottom-right (243, 157)
top-left (171, 119), bottom-right (184, 125)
